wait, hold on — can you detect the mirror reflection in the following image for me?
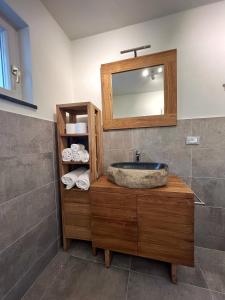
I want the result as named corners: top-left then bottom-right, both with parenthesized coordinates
top-left (112, 65), bottom-right (164, 119)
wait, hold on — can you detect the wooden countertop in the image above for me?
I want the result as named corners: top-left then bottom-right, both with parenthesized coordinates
top-left (91, 175), bottom-right (194, 198)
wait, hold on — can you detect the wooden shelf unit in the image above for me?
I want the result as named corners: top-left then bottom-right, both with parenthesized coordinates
top-left (56, 102), bottom-right (103, 250)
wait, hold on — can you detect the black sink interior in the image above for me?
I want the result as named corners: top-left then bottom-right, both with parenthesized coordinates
top-left (111, 162), bottom-right (168, 170)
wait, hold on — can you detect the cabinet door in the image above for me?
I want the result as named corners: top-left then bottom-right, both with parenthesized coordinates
top-left (91, 192), bottom-right (138, 255)
top-left (63, 190), bottom-right (91, 241)
top-left (137, 195), bottom-right (194, 266)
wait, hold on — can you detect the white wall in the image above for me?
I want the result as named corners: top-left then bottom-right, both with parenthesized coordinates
top-left (71, 1), bottom-right (225, 119)
top-left (113, 91), bottom-right (164, 118)
top-left (0, 0), bottom-right (74, 121)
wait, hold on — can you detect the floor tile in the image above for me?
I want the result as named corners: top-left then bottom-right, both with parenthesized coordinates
top-left (131, 256), bottom-right (170, 279)
top-left (69, 240), bottom-right (131, 270)
top-left (22, 251), bottom-right (69, 300)
top-left (111, 252), bottom-right (131, 270)
top-left (131, 254), bottom-right (207, 288)
top-left (68, 240), bottom-right (104, 263)
top-left (127, 271), bottom-right (211, 300)
top-left (42, 256), bottom-right (128, 300)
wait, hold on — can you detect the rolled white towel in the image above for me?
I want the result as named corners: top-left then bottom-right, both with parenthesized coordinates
top-left (72, 149), bottom-right (89, 163)
top-left (61, 168), bottom-right (86, 189)
top-left (79, 150), bottom-right (89, 163)
top-left (71, 144), bottom-right (85, 152)
top-left (76, 170), bottom-right (90, 191)
top-left (62, 148), bottom-right (72, 162)
top-left (71, 149), bottom-right (80, 162)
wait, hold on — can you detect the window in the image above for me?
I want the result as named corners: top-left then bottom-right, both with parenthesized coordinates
top-left (0, 1), bottom-right (35, 108)
top-left (0, 27), bottom-right (11, 90)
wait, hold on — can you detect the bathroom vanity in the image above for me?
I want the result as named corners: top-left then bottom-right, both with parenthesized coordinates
top-left (90, 175), bottom-right (194, 283)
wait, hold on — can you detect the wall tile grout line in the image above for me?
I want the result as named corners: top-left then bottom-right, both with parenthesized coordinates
top-left (0, 210), bottom-right (57, 256)
top-left (2, 239), bottom-right (58, 300)
top-left (196, 245), bottom-right (225, 254)
top-left (0, 180), bottom-right (55, 208)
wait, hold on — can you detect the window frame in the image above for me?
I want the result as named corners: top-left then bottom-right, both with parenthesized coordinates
top-left (0, 1), bottom-right (36, 109)
top-left (0, 15), bottom-right (22, 99)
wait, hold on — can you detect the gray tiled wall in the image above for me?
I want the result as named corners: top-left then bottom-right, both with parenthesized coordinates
top-left (103, 117), bottom-right (225, 252)
top-left (1, 111), bottom-right (224, 299)
top-left (0, 110), bottom-right (60, 300)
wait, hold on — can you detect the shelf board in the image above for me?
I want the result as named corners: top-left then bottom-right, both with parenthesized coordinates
top-left (63, 187), bottom-right (89, 192)
top-left (61, 161), bottom-right (89, 165)
top-left (60, 133), bottom-right (88, 137)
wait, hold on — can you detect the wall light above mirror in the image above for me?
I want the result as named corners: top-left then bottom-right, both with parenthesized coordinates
top-left (101, 49), bottom-right (177, 130)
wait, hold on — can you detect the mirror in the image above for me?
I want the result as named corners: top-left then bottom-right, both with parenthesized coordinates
top-left (112, 65), bottom-right (164, 119)
top-left (101, 49), bottom-right (177, 130)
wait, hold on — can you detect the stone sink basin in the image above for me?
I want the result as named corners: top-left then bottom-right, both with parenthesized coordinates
top-left (107, 162), bottom-right (168, 189)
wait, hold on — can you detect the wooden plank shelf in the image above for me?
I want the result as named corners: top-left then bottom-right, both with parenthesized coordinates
top-left (60, 133), bottom-right (89, 137)
top-left (63, 187), bottom-right (89, 193)
top-left (61, 161), bottom-right (89, 165)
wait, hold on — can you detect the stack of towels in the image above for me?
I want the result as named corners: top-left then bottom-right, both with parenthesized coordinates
top-left (61, 168), bottom-right (90, 190)
top-left (62, 144), bottom-right (89, 163)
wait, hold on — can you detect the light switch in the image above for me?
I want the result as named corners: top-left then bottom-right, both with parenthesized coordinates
top-left (186, 136), bottom-right (200, 145)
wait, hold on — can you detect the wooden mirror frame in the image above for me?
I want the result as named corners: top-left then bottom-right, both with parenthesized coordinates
top-left (101, 49), bottom-right (177, 130)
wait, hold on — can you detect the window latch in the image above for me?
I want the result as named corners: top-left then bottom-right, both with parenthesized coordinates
top-left (11, 65), bottom-right (21, 84)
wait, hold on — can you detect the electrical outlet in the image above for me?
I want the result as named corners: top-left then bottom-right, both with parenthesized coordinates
top-left (186, 136), bottom-right (200, 145)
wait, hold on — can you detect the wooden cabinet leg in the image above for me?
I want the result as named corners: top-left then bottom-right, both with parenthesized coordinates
top-left (104, 249), bottom-right (112, 268)
top-left (63, 238), bottom-right (71, 251)
top-left (92, 246), bottom-right (97, 256)
top-left (171, 264), bottom-right (177, 284)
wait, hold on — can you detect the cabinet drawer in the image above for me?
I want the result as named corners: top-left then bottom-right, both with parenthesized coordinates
top-left (91, 192), bottom-right (136, 222)
top-left (139, 241), bottom-right (194, 266)
top-left (92, 217), bottom-right (137, 254)
top-left (64, 202), bottom-right (91, 216)
top-left (63, 189), bottom-right (89, 204)
top-left (64, 225), bottom-right (91, 241)
top-left (138, 196), bottom-right (194, 221)
top-left (64, 213), bottom-right (91, 228)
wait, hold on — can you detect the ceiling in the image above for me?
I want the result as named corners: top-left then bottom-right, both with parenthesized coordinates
top-left (41, 0), bottom-right (221, 40)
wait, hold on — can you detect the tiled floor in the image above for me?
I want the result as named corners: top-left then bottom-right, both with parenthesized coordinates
top-left (22, 241), bottom-right (225, 300)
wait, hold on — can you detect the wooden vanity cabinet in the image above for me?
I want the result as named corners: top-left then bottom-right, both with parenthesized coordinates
top-left (90, 176), bottom-right (194, 282)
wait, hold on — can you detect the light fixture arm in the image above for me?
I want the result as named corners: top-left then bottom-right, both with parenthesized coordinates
top-left (120, 45), bottom-right (151, 57)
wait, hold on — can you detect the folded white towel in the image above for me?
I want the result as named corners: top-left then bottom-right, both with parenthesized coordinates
top-left (72, 149), bottom-right (89, 163)
top-left (71, 144), bottom-right (85, 152)
top-left (61, 168), bottom-right (87, 189)
top-left (62, 148), bottom-right (72, 162)
top-left (76, 170), bottom-right (90, 191)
